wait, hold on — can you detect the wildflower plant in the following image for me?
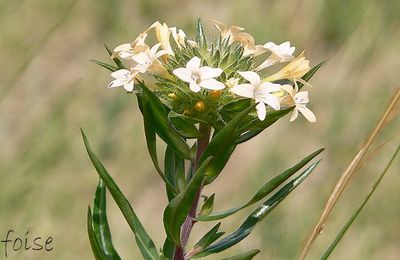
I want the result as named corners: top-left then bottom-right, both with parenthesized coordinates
top-left (83, 20), bottom-right (325, 260)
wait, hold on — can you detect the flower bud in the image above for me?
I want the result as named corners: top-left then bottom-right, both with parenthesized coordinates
top-left (209, 90), bottom-right (221, 99)
top-left (194, 101), bottom-right (206, 112)
top-left (168, 93), bottom-right (178, 100)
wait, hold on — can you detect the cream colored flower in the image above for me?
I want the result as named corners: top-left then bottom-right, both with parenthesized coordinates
top-left (173, 56), bottom-right (225, 93)
top-left (112, 33), bottom-right (149, 60)
top-left (231, 71), bottom-right (281, 121)
top-left (148, 21), bottom-right (173, 56)
top-left (280, 84), bottom-right (316, 122)
top-left (263, 51), bottom-right (310, 90)
top-left (226, 77), bottom-right (240, 88)
top-left (213, 20), bottom-right (256, 49)
top-left (170, 27), bottom-right (186, 48)
top-left (256, 41), bottom-right (295, 71)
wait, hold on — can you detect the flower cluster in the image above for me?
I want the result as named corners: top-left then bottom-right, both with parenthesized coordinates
top-left (108, 20), bottom-right (316, 123)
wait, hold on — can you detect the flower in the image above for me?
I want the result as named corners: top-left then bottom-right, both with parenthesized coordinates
top-left (255, 41), bottom-right (295, 71)
top-left (280, 84), bottom-right (316, 122)
top-left (226, 77), bottom-right (240, 88)
top-left (263, 51), bottom-right (310, 89)
top-left (112, 33), bottom-right (149, 60)
top-left (131, 43), bottom-right (170, 74)
top-left (170, 27), bottom-right (186, 48)
top-left (213, 20), bottom-right (255, 49)
top-left (108, 69), bottom-right (138, 92)
top-left (173, 56), bottom-right (225, 93)
top-left (231, 71), bottom-right (281, 120)
top-left (151, 21), bottom-right (173, 57)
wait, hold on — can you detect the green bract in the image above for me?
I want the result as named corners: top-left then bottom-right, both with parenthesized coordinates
top-left (84, 19), bottom-right (325, 260)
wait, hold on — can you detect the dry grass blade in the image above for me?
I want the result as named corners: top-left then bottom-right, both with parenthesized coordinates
top-left (299, 88), bottom-right (400, 260)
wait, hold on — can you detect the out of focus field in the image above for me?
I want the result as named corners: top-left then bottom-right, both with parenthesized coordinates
top-left (0, 0), bottom-right (399, 259)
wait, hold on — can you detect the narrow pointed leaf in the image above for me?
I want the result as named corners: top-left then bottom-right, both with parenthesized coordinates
top-left (198, 148), bottom-right (324, 221)
top-left (104, 43), bottom-right (126, 69)
top-left (164, 145), bottom-right (186, 201)
top-left (87, 206), bottom-right (106, 260)
top-left (200, 104), bottom-right (256, 184)
top-left (298, 60), bottom-right (326, 90)
top-left (170, 116), bottom-right (200, 139)
top-left (194, 160), bottom-right (321, 257)
top-left (137, 94), bottom-right (178, 195)
top-left (199, 193), bottom-right (215, 216)
top-left (162, 237), bottom-right (174, 260)
top-left (90, 59), bottom-right (119, 72)
top-left (221, 249), bottom-right (260, 260)
top-left (194, 223), bottom-right (223, 249)
top-left (82, 130), bottom-right (159, 260)
top-left (236, 108), bottom-right (292, 144)
top-left (163, 157), bottom-right (213, 245)
top-left (92, 179), bottom-right (121, 259)
top-left (139, 82), bottom-right (191, 160)
top-left (321, 145), bottom-right (400, 260)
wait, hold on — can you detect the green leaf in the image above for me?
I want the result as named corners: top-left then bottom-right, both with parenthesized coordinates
top-left (199, 193), bottom-right (215, 216)
top-left (197, 148), bottom-right (324, 221)
top-left (161, 237), bottom-right (174, 260)
top-left (196, 19), bottom-right (206, 49)
top-left (200, 104), bottom-right (256, 184)
top-left (169, 116), bottom-right (200, 139)
top-left (321, 144), bottom-right (400, 260)
top-left (236, 108), bottom-right (292, 144)
top-left (92, 179), bottom-right (121, 259)
top-left (90, 59), bottom-right (119, 72)
top-left (220, 99), bottom-right (252, 123)
top-left (81, 129), bottom-right (159, 260)
top-left (104, 43), bottom-right (126, 69)
top-left (194, 160), bottom-right (321, 257)
top-left (164, 145), bottom-right (186, 201)
top-left (298, 60), bottom-right (326, 90)
top-left (221, 249), bottom-right (260, 260)
top-left (137, 94), bottom-right (178, 195)
top-left (87, 206), bottom-right (106, 260)
top-left (163, 157), bottom-right (213, 245)
top-left (194, 223), bottom-right (224, 250)
top-left (139, 82), bottom-right (191, 160)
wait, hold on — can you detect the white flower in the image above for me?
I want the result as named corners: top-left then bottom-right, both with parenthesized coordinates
top-left (173, 56), bottom-right (225, 93)
top-left (280, 84), bottom-right (316, 122)
top-left (131, 43), bottom-right (170, 74)
top-left (213, 20), bottom-right (255, 49)
top-left (170, 27), bottom-right (186, 48)
top-left (256, 41), bottom-right (295, 71)
top-left (108, 69), bottom-right (138, 92)
top-left (231, 71), bottom-right (281, 121)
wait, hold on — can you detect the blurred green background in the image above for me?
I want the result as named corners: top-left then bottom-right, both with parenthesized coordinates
top-left (0, 0), bottom-right (399, 259)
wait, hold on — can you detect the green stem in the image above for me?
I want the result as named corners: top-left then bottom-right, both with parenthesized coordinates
top-left (173, 123), bottom-right (211, 260)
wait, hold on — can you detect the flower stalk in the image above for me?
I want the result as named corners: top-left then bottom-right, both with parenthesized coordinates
top-left (174, 123), bottom-right (211, 260)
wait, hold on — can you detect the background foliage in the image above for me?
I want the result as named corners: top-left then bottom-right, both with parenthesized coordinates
top-left (0, 0), bottom-right (399, 259)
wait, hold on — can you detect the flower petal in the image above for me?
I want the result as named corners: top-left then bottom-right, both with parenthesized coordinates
top-left (280, 84), bottom-right (295, 97)
top-left (173, 68), bottom-right (192, 82)
top-left (255, 57), bottom-right (278, 71)
top-left (289, 108), bottom-right (299, 122)
top-left (189, 81), bottom-right (201, 92)
top-left (186, 56), bottom-right (201, 71)
top-left (230, 84), bottom-right (255, 98)
top-left (111, 69), bottom-right (130, 79)
top-left (238, 71), bottom-right (260, 85)
top-left (259, 94), bottom-right (280, 110)
top-left (294, 91), bottom-right (309, 105)
top-left (297, 105), bottom-right (316, 122)
top-left (108, 79), bottom-right (124, 88)
top-left (256, 102), bottom-right (266, 121)
top-left (123, 82), bottom-right (134, 92)
top-left (259, 82), bottom-right (281, 93)
top-left (199, 67), bottom-right (223, 80)
top-left (199, 79), bottom-right (226, 90)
